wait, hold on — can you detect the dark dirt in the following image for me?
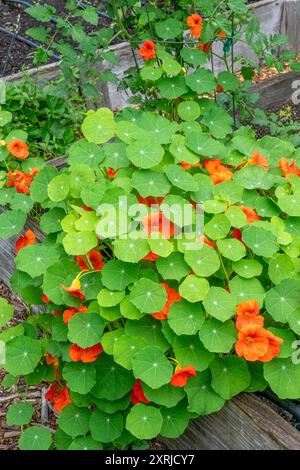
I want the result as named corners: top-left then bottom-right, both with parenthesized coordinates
top-left (0, 0), bottom-right (111, 76)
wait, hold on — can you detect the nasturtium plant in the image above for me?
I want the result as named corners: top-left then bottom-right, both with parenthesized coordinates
top-left (2, 103), bottom-right (300, 451)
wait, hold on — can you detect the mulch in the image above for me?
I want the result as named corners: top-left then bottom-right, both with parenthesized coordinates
top-left (0, 281), bottom-right (56, 450)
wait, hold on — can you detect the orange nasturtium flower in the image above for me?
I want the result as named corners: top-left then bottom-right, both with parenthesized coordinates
top-left (130, 379), bottom-right (150, 405)
top-left (249, 149), bottom-right (269, 171)
top-left (76, 250), bottom-right (105, 271)
top-left (238, 205), bottom-right (260, 224)
top-left (152, 282), bottom-right (181, 320)
top-left (235, 325), bottom-right (283, 362)
top-left (45, 384), bottom-right (72, 414)
top-left (170, 365), bottom-right (197, 387)
top-left (278, 158), bottom-right (300, 179)
top-left (235, 300), bottom-right (264, 331)
top-left (259, 330), bottom-right (284, 362)
top-left (180, 161), bottom-right (202, 170)
top-left (61, 277), bottom-right (85, 301)
top-left (138, 41), bottom-right (156, 60)
top-left (204, 159), bottom-right (233, 185)
top-left (200, 235), bottom-right (217, 249)
top-left (15, 229), bottom-right (36, 253)
top-left (187, 13), bottom-right (203, 38)
top-left (143, 211), bottom-right (175, 240)
top-left (6, 168), bottom-right (40, 195)
top-left (69, 343), bottom-right (103, 363)
top-left (62, 305), bottom-right (88, 325)
top-left (7, 140), bottom-right (29, 159)
top-left (219, 30), bottom-right (227, 38)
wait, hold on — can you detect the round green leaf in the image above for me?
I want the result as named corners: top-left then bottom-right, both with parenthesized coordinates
top-left (265, 279), bottom-right (300, 322)
top-left (242, 225), bottom-right (279, 257)
top-left (179, 275), bottom-right (209, 302)
top-left (177, 101), bottom-right (200, 121)
top-left (7, 402), bottom-right (34, 426)
top-left (185, 373), bottom-right (225, 415)
top-left (68, 313), bottom-right (105, 348)
top-left (164, 164), bottom-right (198, 192)
top-left (126, 404), bottom-right (163, 439)
top-left (114, 238), bottom-right (150, 263)
top-left (216, 238), bottom-right (246, 261)
top-left (91, 354), bottom-right (135, 400)
top-left (131, 170), bottom-right (171, 198)
top-left (157, 76), bottom-right (189, 99)
top-left (203, 287), bottom-right (236, 322)
top-left (184, 245), bottom-right (220, 277)
top-left (113, 335), bottom-right (147, 369)
top-left (129, 278), bottom-right (167, 314)
top-left (268, 254), bottom-right (295, 285)
top-left (63, 362), bottom-right (96, 394)
top-left (48, 174), bottom-right (70, 202)
top-left (156, 252), bottom-right (190, 282)
top-left (59, 404), bottom-right (91, 437)
top-left (68, 436), bottom-right (103, 450)
top-left (210, 356), bottom-right (250, 399)
top-left (132, 346), bottom-right (173, 389)
top-left (16, 244), bottom-right (59, 278)
top-left (199, 319), bottom-right (237, 353)
top-left (5, 336), bottom-right (41, 376)
top-left (68, 139), bottom-right (105, 168)
top-left (173, 335), bottom-right (214, 371)
top-left (101, 260), bottom-right (140, 291)
top-left (0, 298), bottom-right (14, 327)
top-left (63, 231), bottom-right (97, 256)
top-left (81, 108), bottom-right (116, 144)
top-left (168, 301), bottom-right (205, 335)
top-left (127, 139), bottom-right (164, 169)
top-left (90, 410), bottom-right (123, 443)
top-left (160, 405), bottom-right (190, 438)
top-left (142, 383), bottom-right (185, 408)
top-left (19, 426), bottom-right (52, 450)
top-left (0, 210), bottom-right (26, 239)
top-left (232, 259), bottom-right (263, 279)
top-left (263, 358), bottom-right (300, 399)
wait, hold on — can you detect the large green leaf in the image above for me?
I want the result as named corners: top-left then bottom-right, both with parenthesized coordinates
top-left (132, 346), bottom-right (173, 389)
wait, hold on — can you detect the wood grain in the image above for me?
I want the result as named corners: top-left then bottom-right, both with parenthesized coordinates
top-left (160, 394), bottom-right (300, 450)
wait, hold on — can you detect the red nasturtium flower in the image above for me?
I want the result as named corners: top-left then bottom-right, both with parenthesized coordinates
top-left (138, 40), bottom-right (156, 60)
top-left (7, 140), bottom-right (29, 159)
top-left (45, 384), bottom-right (72, 414)
top-left (216, 84), bottom-right (224, 93)
top-left (143, 211), bottom-right (175, 240)
top-left (130, 379), bottom-right (150, 405)
top-left (81, 204), bottom-right (93, 211)
top-left (278, 158), bottom-right (300, 179)
top-left (187, 13), bottom-right (203, 38)
top-left (249, 149), bottom-right (269, 171)
top-left (238, 205), bottom-right (260, 224)
top-left (7, 168), bottom-right (39, 195)
top-left (235, 300), bottom-right (264, 331)
top-left (62, 305), bottom-right (88, 325)
top-left (204, 159), bottom-right (233, 185)
top-left (137, 196), bottom-right (164, 206)
top-left (170, 365), bottom-right (196, 387)
top-left (152, 283), bottom-right (181, 320)
top-left (107, 167), bottom-right (118, 179)
top-left (219, 30), bottom-right (227, 38)
top-left (41, 293), bottom-right (50, 303)
top-left (198, 42), bottom-right (212, 53)
top-left (76, 250), bottom-right (105, 271)
top-left (69, 343), bottom-right (103, 363)
top-left (235, 325), bottom-right (283, 362)
top-left (143, 252), bottom-right (160, 261)
top-left (61, 278), bottom-right (85, 301)
top-left (200, 235), bottom-right (217, 249)
top-left (15, 229), bottom-right (36, 253)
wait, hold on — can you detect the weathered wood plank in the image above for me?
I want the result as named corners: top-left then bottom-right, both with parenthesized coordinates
top-left (160, 394), bottom-right (300, 450)
top-left (280, 0), bottom-right (300, 53)
top-left (250, 71), bottom-right (300, 107)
